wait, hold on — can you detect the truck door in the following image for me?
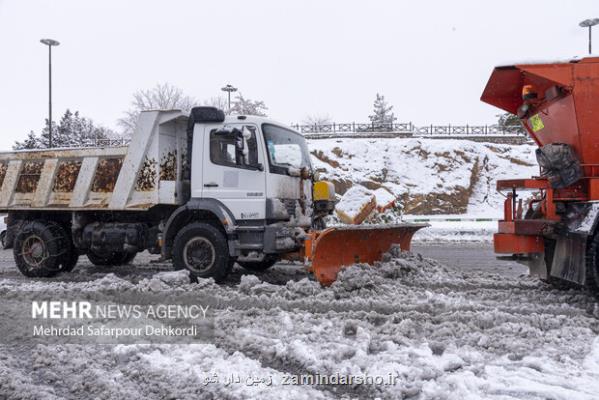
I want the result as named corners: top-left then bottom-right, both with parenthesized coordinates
top-left (201, 124), bottom-right (266, 220)
top-left (262, 123), bottom-right (313, 227)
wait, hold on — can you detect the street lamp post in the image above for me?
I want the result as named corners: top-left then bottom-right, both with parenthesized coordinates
top-left (579, 19), bottom-right (599, 55)
top-left (221, 84), bottom-right (238, 114)
top-left (40, 38), bottom-right (60, 148)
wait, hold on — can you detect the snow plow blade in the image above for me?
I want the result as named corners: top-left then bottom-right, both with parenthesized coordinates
top-left (305, 223), bottom-right (428, 286)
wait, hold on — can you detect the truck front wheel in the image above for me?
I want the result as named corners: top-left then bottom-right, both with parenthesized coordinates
top-left (172, 223), bottom-right (231, 282)
top-left (13, 221), bottom-right (70, 277)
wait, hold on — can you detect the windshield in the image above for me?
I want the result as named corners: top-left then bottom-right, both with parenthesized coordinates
top-left (262, 124), bottom-right (311, 173)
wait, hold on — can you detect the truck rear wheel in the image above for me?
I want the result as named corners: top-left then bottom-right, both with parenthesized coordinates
top-left (172, 222), bottom-right (231, 282)
top-left (13, 221), bottom-right (70, 278)
top-left (238, 256), bottom-right (278, 272)
top-left (87, 251), bottom-right (136, 266)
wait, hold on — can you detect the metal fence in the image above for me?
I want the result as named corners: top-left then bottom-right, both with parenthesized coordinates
top-left (290, 122), bottom-right (413, 134)
top-left (291, 122), bottom-right (526, 137)
top-left (81, 138), bottom-right (130, 147)
top-left (49, 138), bottom-right (131, 149)
top-left (413, 124), bottom-right (525, 136)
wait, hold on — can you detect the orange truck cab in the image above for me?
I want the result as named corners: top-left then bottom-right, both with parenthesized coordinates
top-left (481, 57), bottom-right (599, 289)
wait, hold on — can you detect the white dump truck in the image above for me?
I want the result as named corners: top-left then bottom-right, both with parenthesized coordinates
top-left (0, 107), bottom-right (424, 285)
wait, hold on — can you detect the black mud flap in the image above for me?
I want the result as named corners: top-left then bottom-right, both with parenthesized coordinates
top-left (550, 235), bottom-right (587, 285)
top-left (544, 201), bottom-right (599, 285)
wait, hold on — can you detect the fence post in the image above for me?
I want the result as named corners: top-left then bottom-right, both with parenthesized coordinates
top-left (352, 122), bottom-right (355, 133)
top-left (333, 122), bottom-right (336, 133)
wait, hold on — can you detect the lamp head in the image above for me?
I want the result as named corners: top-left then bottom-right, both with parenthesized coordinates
top-left (40, 38), bottom-right (60, 46)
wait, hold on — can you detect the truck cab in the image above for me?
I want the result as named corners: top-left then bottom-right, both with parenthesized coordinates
top-left (193, 114), bottom-right (313, 226)
top-left (151, 106), bottom-right (336, 281)
top-left (173, 109), bottom-right (317, 272)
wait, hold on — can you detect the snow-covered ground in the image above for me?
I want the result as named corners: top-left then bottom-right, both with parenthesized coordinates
top-left (0, 249), bottom-right (597, 400)
top-left (408, 216), bottom-right (498, 243)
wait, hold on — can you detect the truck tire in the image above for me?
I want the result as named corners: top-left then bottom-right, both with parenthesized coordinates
top-left (238, 256), bottom-right (278, 272)
top-left (172, 222), bottom-right (231, 282)
top-left (13, 220), bottom-right (69, 278)
top-left (87, 251), bottom-right (136, 266)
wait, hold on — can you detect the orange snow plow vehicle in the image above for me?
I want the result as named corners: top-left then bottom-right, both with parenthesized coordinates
top-left (481, 56), bottom-right (599, 290)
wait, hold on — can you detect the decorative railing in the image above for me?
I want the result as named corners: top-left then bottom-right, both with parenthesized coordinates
top-left (291, 122), bottom-right (413, 134)
top-left (53, 138), bottom-right (131, 148)
top-left (290, 122), bottom-right (526, 137)
top-left (412, 125), bottom-right (525, 136)
top-left (81, 138), bottom-right (131, 147)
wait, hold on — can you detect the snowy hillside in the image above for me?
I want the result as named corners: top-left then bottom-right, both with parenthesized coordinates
top-left (308, 138), bottom-right (538, 217)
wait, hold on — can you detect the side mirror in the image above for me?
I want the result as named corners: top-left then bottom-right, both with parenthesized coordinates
top-left (286, 167), bottom-right (301, 177)
top-left (255, 163), bottom-right (264, 171)
top-left (234, 129), bottom-right (244, 151)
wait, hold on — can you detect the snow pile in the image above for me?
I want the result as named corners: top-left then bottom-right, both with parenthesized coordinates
top-left (335, 185), bottom-right (376, 224)
top-left (309, 138), bottom-right (537, 217)
top-left (372, 187), bottom-right (396, 211)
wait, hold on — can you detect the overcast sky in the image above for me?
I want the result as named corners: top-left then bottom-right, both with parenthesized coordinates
top-left (0, 0), bottom-right (596, 149)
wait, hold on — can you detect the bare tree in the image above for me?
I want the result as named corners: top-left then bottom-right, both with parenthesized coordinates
top-left (118, 83), bottom-right (196, 136)
top-left (230, 93), bottom-right (268, 116)
top-left (302, 113), bottom-right (333, 126)
top-left (203, 96), bottom-right (228, 111)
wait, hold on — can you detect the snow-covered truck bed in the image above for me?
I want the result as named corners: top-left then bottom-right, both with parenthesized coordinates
top-left (0, 110), bottom-right (187, 211)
